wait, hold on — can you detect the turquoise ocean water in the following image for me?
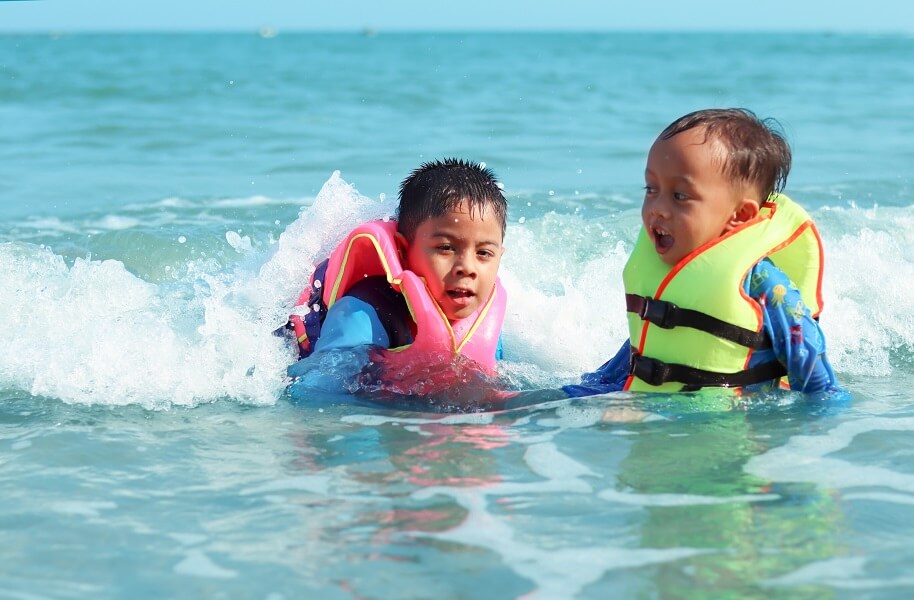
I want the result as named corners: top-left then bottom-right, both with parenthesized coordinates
top-left (2, 31), bottom-right (914, 598)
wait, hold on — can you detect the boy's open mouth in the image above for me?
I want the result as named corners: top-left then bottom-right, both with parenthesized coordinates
top-left (446, 288), bottom-right (475, 305)
top-left (651, 226), bottom-right (674, 252)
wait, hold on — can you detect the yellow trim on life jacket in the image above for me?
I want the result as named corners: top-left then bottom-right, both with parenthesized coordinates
top-left (328, 232), bottom-right (397, 307)
top-left (455, 284), bottom-right (499, 353)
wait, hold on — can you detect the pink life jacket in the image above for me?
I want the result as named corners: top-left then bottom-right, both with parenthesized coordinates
top-left (288, 220), bottom-right (506, 373)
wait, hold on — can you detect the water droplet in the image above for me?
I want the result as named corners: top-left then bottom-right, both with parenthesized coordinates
top-left (548, 190), bottom-right (555, 196)
top-left (314, 279), bottom-right (322, 289)
top-left (518, 217), bottom-right (526, 224)
top-left (479, 161), bottom-right (487, 168)
top-left (576, 169), bottom-right (583, 174)
top-left (178, 236), bottom-right (187, 244)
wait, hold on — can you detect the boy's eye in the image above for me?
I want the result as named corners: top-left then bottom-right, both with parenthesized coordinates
top-left (673, 192), bottom-right (689, 201)
top-left (477, 250), bottom-right (495, 259)
top-left (436, 244), bottom-right (454, 253)
top-left (643, 185), bottom-right (657, 195)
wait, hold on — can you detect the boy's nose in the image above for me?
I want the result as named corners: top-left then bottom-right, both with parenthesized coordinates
top-left (648, 198), bottom-right (670, 218)
top-left (454, 255), bottom-right (477, 278)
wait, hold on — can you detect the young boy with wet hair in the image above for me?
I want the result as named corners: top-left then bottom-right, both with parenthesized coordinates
top-left (566, 108), bottom-right (840, 396)
top-left (288, 158), bottom-right (508, 377)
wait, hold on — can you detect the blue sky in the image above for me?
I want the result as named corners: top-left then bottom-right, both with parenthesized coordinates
top-left (2, 0), bottom-right (913, 33)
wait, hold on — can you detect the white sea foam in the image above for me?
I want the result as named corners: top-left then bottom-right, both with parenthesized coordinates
top-left (764, 556), bottom-right (914, 589)
top-left (49, 500), bottom-right (118, 517)
top-left (0, 243), bottom-right (292, 408)
top-left (173, 550), bottom-right (238, 579)
top-left (240, 475), bottom-right (332, 496)
top-left (413, 484), bottom-right (707, 597)
top-left (92, 215), bottom-right (141, 230)
top-left (211, 195), bottom-right (307, 208)
top-left (258, 171), bottom-right (393, 326)
top-left (500, 212), bottom-right (637, 375)
top-left (524, 441), bottom-right (600, 480)
top-left (745, 416), bottom-right (914, 494)
top-left (599, 488), bottom-right (779, 507)
top-left (342, 413), bottom-right (495, 427)
top-left (16, 216), bottom-right (81, 234)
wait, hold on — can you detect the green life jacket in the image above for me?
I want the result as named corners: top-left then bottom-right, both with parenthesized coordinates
top-left (622, 194), bottom-right (824, 392)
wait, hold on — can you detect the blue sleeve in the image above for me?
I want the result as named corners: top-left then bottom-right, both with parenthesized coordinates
top-left (312, 296), bottom-right (391, 352)
top-left (746, 259), bottom-right (840, 393)
top-left (563, 341), bottom-right (630, 397)
top-left (287, 296), bottom-right (389, 396)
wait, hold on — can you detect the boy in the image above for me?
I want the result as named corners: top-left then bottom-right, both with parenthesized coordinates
top-left (566, 108), bottom-right (840, 396)
top-left (287, 158), bottom-right (507, 388)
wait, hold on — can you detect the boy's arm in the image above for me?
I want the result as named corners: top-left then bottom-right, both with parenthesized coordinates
top-left (563, 341), bottom-right (631, 397)
top-left (287, 297), bottom-right (391, 394)
top-left (312, 296), bottom-right (391, 352)
top-left (748, 259), bottom-right (840, 393)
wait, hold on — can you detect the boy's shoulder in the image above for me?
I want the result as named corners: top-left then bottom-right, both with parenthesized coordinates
top-left (344, 277), bottom-right (412, 348)
top-left (747, 257), bottom-right (795, 298)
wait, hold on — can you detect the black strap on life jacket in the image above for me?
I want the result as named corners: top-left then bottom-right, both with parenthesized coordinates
top-left (629, 351), bottom-right (787, 390)
top-left (345, 276), bottom-right (413, 348)
top-left (626, 293), bottom-right (770, 350)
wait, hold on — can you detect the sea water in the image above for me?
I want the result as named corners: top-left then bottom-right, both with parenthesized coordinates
top-left (2, 31), bottom-right (914, 598)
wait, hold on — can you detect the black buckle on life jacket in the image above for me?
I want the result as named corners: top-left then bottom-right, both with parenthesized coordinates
top-left (638, 297), bottom-right (677, 329)
top-left (629, 352), bottom-right (670, 387)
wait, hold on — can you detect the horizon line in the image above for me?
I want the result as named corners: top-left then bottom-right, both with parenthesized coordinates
top-left (2, 26), bottom-right (913, 35)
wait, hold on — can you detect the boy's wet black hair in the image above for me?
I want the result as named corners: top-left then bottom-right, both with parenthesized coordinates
top-left (396, 158), bottom-right (507, 242)
top-left (659, 108), bottom-right (792, 201)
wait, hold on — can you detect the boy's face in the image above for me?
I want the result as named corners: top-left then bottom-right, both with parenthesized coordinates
top-left (642, 127), bottom-right (758, 266)
top-left (401, 200), bottom-right (504, 322)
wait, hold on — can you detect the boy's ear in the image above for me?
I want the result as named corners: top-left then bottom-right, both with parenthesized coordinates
top-left (726, 198), bottom-right (760, 231)
top-left (394, 231), bottom-right (409, 260)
